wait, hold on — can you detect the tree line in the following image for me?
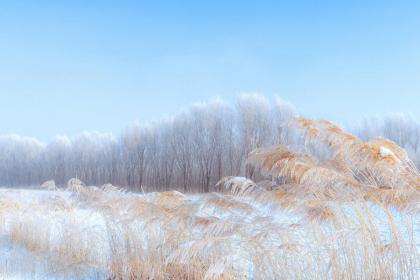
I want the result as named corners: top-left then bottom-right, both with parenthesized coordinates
top-left (0, 95), bottom-right (295, 191)
top-left (1, 94), bottom-right (419, 192)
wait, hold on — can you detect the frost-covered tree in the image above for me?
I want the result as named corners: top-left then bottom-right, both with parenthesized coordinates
top-left (42, 135), bottom-right (72, 185)
top-left (121, 124), bottom-right (152, 191)
top-left (0, 135), bottom-right (44, 186)
top-left (0, 94), bottom-right (301, 191)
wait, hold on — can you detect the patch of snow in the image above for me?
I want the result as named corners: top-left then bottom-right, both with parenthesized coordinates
top-left (380, 146), bottom-right (395, 158)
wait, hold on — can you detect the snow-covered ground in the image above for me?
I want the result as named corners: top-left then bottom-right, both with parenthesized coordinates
top-left (0, 187), bottom-right (418, 279)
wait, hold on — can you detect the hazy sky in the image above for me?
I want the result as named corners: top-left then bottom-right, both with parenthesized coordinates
top-left (1, 1), bottom-right (420, 140)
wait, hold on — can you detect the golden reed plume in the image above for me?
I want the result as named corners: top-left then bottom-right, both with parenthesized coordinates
top-left (221, 117), bottom-right (420, 211)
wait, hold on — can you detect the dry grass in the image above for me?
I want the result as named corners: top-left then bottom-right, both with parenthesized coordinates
top-left (0, 117), bottom-right (418, 279)
top-left (247, 117), bottom-right (420, 209)
top-left (0, 183), bottom-right (417, 279)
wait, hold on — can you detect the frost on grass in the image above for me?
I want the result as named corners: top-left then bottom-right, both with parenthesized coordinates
top-left (0, 186), bottom-right (418, 279)
top-left (0, 117), bottom-right (419, 279)
top-left (0, 187), bottom-right (419, 279)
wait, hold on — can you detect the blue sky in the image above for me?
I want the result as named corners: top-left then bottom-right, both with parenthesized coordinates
top-left (1, 1), bottom-right (420, 140)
